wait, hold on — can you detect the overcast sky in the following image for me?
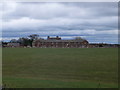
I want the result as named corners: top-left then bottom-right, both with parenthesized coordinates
top-left (1, 2), bottom-right (118, 43)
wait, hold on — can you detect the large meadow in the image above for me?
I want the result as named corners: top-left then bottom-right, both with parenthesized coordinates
top-left (2, 48), bottom-right (118, 88)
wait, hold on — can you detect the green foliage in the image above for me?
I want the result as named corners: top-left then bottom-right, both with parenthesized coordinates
top-left (17, 34), bottom-right (39, 47)
top-left (28, 34), bottom-right (39, 40)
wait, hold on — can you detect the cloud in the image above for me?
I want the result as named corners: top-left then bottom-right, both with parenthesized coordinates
top-left (2, 2), bottom-right (118, 20)
top-left (3, 16), bottom-right (117, 32)
top-left (1, 2), bottom-right (118, 44)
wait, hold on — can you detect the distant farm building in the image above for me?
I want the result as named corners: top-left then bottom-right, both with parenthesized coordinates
top-left (7, 43), bottom-right (20, 47)
top-left (32, 36), bottom-right (89, 48)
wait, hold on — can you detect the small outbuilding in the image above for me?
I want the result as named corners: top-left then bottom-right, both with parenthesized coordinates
top-left (7, 43), bottom-right (20, 47)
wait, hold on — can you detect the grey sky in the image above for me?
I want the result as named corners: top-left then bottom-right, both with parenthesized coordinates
top-left (1, 2), bottom-right (118, 43)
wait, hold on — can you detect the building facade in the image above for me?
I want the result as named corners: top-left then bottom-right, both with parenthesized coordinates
top-left (32, 36), bottom-right (89, 48)
top-left (7, 43), bottom-right (20, 47)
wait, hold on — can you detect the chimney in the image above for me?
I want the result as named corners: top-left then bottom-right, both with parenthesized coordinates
top-left (47, 36), bottom-right (50, 39)
top-left (56, 36), bottom-right (59, 38)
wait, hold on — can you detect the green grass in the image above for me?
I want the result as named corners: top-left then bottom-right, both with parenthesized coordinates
top-left (2, 48), bottom-right (118, 88)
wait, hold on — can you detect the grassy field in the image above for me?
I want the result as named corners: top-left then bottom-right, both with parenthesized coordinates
top-left (2, 48), bottom-right (118, 88)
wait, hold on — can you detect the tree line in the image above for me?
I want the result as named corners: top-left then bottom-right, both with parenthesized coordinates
top-left (3, 34), bottom-right (39, 47)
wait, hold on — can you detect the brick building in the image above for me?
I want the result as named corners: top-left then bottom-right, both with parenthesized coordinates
top-left (32, 36), bottom-right (89, 48)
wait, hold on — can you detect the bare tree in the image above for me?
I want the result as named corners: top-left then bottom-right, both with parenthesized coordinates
top-left (74, 37), bottom-right (85, 40)
top-left (10, 39), bottom-right (17, 43)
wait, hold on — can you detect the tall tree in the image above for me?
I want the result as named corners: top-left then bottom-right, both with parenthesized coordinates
top-left (28, 34), bottom-right (39, 47)
top-left (10, 39), bottom-right (17, 43)
top-left (18, 37), bottom-right (30, 46)
top-left (28, 34), bottom-right (39, 41)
